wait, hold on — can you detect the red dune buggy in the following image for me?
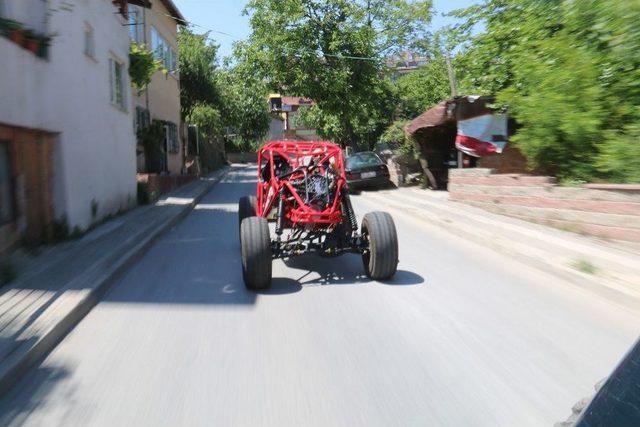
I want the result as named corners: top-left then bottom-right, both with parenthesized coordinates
top-left (238, 140), bottom-right (398, 289)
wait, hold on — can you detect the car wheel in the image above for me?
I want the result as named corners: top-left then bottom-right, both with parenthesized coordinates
top-left (361, 212), bottom-right (398, 280)
top-left (240, 216), bottom-right (272, 290)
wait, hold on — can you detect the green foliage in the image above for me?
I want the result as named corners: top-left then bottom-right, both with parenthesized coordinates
top-left (597, 123), bottom-right (640, 183)
top-left (177, 27), bottom-right (269, 152)
top-left (394, 52), bottom-right (450, 118)
top-left (573, 258), bottom-right (597, 275)
top-left (451, 0), bottom-right (640, 182)
top-left (137, 181), bottom-right (158, 205)
top-left (138, 120), bottom-right (165, 153)
top-left (498, 33), bottom-right (605, 180)
top-left (217, 64), bottom-right (270, 145)
top-left (138, 120), bottom-right (165, 173)
top-left (241, 0), bottom-right (433, 148)
top-left (377, 119), bottom-right (416, 157)
top-left (129, 43), bottom-right (162, 94)
top-left (187, 104), bottom-right (222, 138)
top-left (177, 28), bottom-right (221, 119)
top-left (226, 137), bottom-right (263, 154)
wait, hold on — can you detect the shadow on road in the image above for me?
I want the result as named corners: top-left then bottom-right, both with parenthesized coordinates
top-left (0, 364), bottom-right (72, 425)
top-left (279, 253), bottom-right (424, 287)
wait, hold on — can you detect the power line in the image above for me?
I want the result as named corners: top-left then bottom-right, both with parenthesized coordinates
top-left (159, 11), bottom-right (380, 62)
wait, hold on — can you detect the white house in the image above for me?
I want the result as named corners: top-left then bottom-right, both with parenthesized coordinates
top-left (0, 0), bottom-right (139, 250)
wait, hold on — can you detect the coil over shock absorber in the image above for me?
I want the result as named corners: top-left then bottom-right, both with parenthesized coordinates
top-left (275, 189), bottom-right (285, 240)
top-left (342, 193), bottom-right (358, 232)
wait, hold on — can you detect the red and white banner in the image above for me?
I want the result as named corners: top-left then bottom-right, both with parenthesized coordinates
top-left (455, 113), bottom-right (508, 157)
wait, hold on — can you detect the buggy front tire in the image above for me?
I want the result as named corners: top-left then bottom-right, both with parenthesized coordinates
top-left (361, 212), bottom-right (399, 280)
top-left (238, 195), bottom-right (257, 234)
top-left (240, 216), bottom-right (272, 290)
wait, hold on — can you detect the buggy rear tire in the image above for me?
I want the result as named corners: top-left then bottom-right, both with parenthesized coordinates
top-left (240, 216), bottom-right (272, 290)
top-left (238, 196), bottom-right (257, 234)
top-left (361, 212), bottom-right (398, 280)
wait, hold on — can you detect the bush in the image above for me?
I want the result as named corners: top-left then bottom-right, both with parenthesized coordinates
top-left (452, 0), bottom-right (640, 183)
top-left (137, 181), bottom-right (158, 205)
top-left (377, 120), bottom-right (417, 157)
top-left (129, 43), bottom-right (163, 94)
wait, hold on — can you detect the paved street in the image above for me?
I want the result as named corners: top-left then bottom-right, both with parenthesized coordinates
top-left (1, 166), bottom-right (639, 426)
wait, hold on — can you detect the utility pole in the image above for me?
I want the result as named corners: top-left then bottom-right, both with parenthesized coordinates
top-left (444, 50), bottom-right (464, 168)
top-left (444, 51), bottom-right (458, 98)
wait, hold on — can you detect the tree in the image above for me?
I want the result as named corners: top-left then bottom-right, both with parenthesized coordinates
top-left (177, 28), bottom-right (220, 119)
top-left (394, 51), bottom-right (450, 119)
top-left (450, 0), bottom-right (640, 182)
top-left (217, 47), bottom-right (271, 150)
top-left (177, 27), bottom-right (270, 156)
top-left (241, 0), bottom-right (434, 148)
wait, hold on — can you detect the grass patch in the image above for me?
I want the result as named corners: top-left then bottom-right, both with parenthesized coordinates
top-left (1, 260), bottom-right (17, 286)
top-left (559, 178), bottom-right (588, 187)
top-left (572, 258), bottom-right (598, 275)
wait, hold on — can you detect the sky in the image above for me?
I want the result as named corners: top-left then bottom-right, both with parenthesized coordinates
top-left (172, 0), bottom-right (478, 59)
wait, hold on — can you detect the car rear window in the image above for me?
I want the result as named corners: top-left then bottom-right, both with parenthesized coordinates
top-left (346, 152), bottom-right (382, 169)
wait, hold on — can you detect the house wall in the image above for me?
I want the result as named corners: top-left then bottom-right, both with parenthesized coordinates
top-left (0, 0), bottom-right (137, 232)
top-left (449, 168), bottom-right (640, 243)
top-left (133, 0), bottom-right (183, 174)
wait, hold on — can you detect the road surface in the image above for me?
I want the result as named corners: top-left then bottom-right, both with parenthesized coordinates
top-left (1, 166), bottom-right (639, 426)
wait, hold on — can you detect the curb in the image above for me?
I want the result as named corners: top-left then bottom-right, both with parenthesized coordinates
top-left (0, 167), bottom-right (231, 397)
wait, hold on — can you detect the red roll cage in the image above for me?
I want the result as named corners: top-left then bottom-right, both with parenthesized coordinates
top-left (256, 140), bottom-right (347, 226)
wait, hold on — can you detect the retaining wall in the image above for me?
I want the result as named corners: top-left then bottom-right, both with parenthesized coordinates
top-left (136, 174), bottom-right (198, 203)
top-left (226, 152), bottom-right (258, 163)
top-left (449, 169), bottom-right (640, 242)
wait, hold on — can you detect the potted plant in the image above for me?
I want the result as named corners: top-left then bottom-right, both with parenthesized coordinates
top-left (3, 19), bottom-right (24, 45)
top-left (23, 29), bottom-right (39, 53)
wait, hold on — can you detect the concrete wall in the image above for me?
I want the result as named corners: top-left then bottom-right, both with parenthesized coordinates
top-left (0, 0), bottom-right (137, 231)
top-left (136, 173), bottom-right (196, 202)
top-left (226, 152), bottom-right (258, 163)
top-left (478, 143), bottom-right (531, 174)
top-left (133, 0), bottom-right (183, 175)
top-left (449, 169), bottom-right (640, 242)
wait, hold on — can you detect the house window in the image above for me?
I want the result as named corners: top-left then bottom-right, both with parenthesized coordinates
top-left (164, 122), bottom-right (179, 153)
top-left (0, 142), bottom-right (14, 225)
top-left (109, 57), bottom-right (126, 110)
top-left (84, 23), bottom-right (95, 58)
top-left (128, 5), bottom-right (142, 43)
top-left (151, 26), bottom-right (178, 74)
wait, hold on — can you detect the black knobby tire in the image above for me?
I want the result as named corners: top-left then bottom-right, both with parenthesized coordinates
top-left (240, 216), bottom-right (272, 290)
top-left (238, 195), bottom-right (257, 233)
top-left (361, 212), bottom-right (399, 280)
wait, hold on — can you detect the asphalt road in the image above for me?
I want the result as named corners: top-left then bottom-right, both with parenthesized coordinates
top-left (2, 166), bottom-right (639, 426)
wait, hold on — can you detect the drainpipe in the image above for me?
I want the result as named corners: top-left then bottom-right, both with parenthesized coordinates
top-left (142, 7), bottom-right (149, 113)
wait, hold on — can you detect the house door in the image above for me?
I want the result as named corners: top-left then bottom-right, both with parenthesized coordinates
top-left (0, 141), bottom-right (15, 226)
